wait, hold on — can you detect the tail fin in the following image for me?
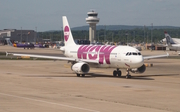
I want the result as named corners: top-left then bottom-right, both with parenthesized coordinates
top-left (5, 38), bottom-right (13, 46)
top-left (62, 16), bottom-right (76, 46)
top-left (164, 31), bottom-right (175, 45)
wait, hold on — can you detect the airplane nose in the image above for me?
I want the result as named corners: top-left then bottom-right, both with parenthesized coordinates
top-left (134, 56), bottom-right (144, 67)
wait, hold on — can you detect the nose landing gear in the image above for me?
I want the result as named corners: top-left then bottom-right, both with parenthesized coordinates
top-left (126, 68), bottom-right (131, 79)
top-left (76, 74), bottom-right (85, 77)
top-left (113, 68), bottom-right (131, 79)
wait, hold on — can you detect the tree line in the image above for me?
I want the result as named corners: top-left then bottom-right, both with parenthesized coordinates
top-left (38, 28), bottom-right (180, 44)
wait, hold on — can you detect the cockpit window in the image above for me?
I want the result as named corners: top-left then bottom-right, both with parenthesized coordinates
top-left (126, 52), bottom-right (141, 56)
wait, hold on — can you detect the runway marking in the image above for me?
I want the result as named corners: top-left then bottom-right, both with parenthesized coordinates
top-left (0, 92), bottom-right (100, 112)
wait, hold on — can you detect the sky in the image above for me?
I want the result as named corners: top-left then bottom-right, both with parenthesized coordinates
top-left (0, 0), bottom-right (180, 31)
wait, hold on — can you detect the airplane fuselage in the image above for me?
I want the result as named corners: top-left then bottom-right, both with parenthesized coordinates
top-left (169, 44), bottom-right (180, 51)
top-left (64, 45), bottom-right (144, 69)
top-left (13, 43), bottom-right (35, 49)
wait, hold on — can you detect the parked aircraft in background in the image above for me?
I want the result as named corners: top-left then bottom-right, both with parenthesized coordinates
top-left (34, 44), bottom-right (45, 48)
top-left (13, 43), bottom-right (35, 49)
top-left (161, 37), bottom-right (180, 44)
top-left (5, 38), bottom-right (45, 49)
top-left (7, 16), bottom-right (169, 79)
top-left (164, 31), bottom-right (180, 52)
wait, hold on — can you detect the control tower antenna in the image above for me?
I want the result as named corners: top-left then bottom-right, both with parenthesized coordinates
top-left (86, 10), bottom-right (100, 43)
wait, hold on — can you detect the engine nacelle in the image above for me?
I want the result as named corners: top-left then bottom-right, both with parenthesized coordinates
top-left (71, 62), bottom-right (90, 74)
top-left (130, 64), bottom-right (146, 74)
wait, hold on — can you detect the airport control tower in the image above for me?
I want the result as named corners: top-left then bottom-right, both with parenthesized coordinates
top-left (86, 10), bottom-right (99, 43)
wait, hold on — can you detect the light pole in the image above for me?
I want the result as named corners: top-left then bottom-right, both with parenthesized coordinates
top-left (118, 31), bottom-right (121, 44)
top-left (126, 32), bottom-right (128, 46)
top-left (104, 25), bottom-right (106, 42)
top-left (26, 33), bottom-right (28, 42)
top-left (147, 32), bottom-right (148, 44)
top-left (133, 31), bottom-right (135, 43)
top-left (151, 23), bottom-right (153, 44)
top-left (97, 31), bottom-right (99, 42)
top-left (35, 27), bottom-right (37, 43)
top-left (112, 32), bottom-right (114, 43)
top-left (151, 23), bottom-right (153, 50)
top-left (21, 27), bottom-right (22, 43)
top-left (143, 25), bottom-right (146, 49)
top-left (61, 27), bottom-right (63, 41)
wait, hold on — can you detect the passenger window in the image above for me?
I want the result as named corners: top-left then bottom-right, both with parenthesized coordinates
top-left (129, 52), bottom-right (131, 55)
top-left (126, 52), bottom-right (129, 56)
top-left (138, 52), bottom-right (141, 55)
top-left (133, 53), bottom-right (137, 55)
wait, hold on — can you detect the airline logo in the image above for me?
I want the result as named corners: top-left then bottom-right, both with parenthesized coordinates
top-left (77, 45), bottom-right (116, 64)
top-left (64, 26), bottom-right (70, 41)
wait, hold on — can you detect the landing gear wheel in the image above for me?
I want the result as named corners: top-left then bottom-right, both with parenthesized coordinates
top-left (76, 74), bottom-right (80, 77)
top-left (113, 69), bottom-right (122, 77)
top-left (113, 70), bottom-right (117, 77)
top-left (126, 75), bottom-right (131, 79)
top-left (117, 71), bottom-right (122, 77)
top-left (81, 74), bottom-right (85, 77)
top-left (126, 69), bottom-right (131, 79)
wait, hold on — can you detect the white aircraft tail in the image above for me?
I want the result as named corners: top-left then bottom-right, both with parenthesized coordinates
top-left (164, 31), bottom-right (175, 45)
top-left (5, 38), bottom-right (13, 46)
top-left (62, 16), bottom-right (76, 46)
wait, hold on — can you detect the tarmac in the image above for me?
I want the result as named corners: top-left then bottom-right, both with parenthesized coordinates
top-left (0, 46), bottom-right (180, 112)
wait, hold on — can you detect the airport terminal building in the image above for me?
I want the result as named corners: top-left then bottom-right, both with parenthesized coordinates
top-left (0, 29), bottom-right (37, 43)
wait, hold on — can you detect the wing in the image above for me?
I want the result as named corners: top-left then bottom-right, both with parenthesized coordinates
top-left (6, 52), bottom-right (99, 64)
top-left (143, 52), bottom-right (169, 60)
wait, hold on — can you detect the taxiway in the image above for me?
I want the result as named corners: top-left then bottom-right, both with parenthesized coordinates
top-left (0, 46), bottom-right (179, 112)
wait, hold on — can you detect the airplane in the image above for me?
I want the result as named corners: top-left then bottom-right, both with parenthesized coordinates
top-left (5, 38), bottom-right (45, 49)
top-left (4, 38), bottom-right (35, 49)
top-left (13, 43), bottom-right (35, 49)
top-left (6, 16), bottom-right (169, 79)
top-left (164, 31), bottom-right (180, 52)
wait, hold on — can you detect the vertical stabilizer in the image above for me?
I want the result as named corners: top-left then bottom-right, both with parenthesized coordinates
top-left (62, 16), bottom-right (76, 46)
top-left (164, 31), bottom-right (175, 45)
top-left (5, 38), bottom-right (13, 46)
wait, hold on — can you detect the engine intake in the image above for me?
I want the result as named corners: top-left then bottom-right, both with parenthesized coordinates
top-left (71, 62), bottom-right (90, 74)
top-left (130, 64), bottom-right (146, 74)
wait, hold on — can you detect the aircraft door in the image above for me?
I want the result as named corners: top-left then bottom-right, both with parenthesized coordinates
top-left (117, 53), bottom-right (121, 67)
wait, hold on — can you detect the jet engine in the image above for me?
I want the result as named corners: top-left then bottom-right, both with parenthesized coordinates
top-left (71, 62), bottom-right (90, 74)
top-left (130, 64), bottom-right (146, 74)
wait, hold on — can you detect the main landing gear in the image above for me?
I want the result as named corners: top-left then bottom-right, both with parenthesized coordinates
top-left (113, 68), bottom-right (132, 79)
top-left (113, 68), bottom-right (122, 77)
top-left (126, 69), bottom-right (131, 79)
top-left (76, 74), bottom-right (85, 77)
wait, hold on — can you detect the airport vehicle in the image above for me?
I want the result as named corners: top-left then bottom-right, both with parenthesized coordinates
top-left (7, 16), bottom-right (169, 78)
top-left (165, 31), bottom-right (180, 52)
